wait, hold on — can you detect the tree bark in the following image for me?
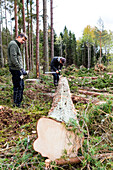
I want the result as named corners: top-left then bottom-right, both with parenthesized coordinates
top-left (22, 0), bottom-right (29, 70)
top-left (48, 77), bottom-right (78, 122)
top-left (0, 1), bottom-right (3, 67)
top-left (43, 0), bottom-right (49, 72)
top-left (50, 0), bottom-right (54, 60)
top-left (14, 0), bottom-right (18, 38)
top-left (30, 0), bottom-right (33, 70)
top-left (36, 0), bottom-right (40, 78)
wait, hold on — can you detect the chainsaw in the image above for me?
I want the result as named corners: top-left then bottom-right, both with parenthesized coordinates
top-left (45, 70), bottom-right (61, 74)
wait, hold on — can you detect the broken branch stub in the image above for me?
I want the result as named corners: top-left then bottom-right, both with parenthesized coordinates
top-left (33, 76), bottom-right (82, 161)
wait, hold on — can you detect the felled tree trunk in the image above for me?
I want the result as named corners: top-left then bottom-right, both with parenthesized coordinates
top-left (33, 77), bottom-right (83, 161)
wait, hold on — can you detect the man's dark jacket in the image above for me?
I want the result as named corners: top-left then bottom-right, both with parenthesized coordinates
top-left (50, 57), bottom-right (63, 71)
top-left (8, 40), bottom-right (23, 70)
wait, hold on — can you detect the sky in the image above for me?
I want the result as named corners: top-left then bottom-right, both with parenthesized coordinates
top-left (50, 0), bottom-right (113, 40)
top-left (3, 0), bottom-right (113, 41)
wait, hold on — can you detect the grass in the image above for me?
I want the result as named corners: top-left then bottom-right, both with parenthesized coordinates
top-left (0, 65), bottom-right (113, 169)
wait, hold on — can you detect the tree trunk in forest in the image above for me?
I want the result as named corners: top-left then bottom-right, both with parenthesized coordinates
top-left (33, 77), bottom-right (83, 161)
top-left (22, 0), bottom-right (29, 70)
top-left (88, 42), bottom-right (90, 69)
top-left (9, 10), bottom-right (13, 40)
top-left (30, 0), bottom-right (33, 70)
top-left (14, 0), bottom-right (18, 38)
top-left (43, 0), bottom-right (49, 72)
top-left (27, 0), bottom-right (31, 70)
top-left (36, 0), bottom-right (40, 78)
top-left (50, 0), bottom-right (54, 60)
top-left (4, 0), bottom-right (8, 65)
top-left (0, 1), bottom-right (4, 67)
top-left (99, 31), bottom-right (102, 64)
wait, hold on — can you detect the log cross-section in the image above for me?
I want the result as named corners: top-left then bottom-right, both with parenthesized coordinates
top-left (33, 76), bottom-right (82, 161)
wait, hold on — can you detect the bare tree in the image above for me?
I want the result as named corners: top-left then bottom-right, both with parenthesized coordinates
top-left (30, 0), bottom-right (34, 70)
top-left (43, 0), bottom-right (49, 72)
top-left (22, 0), bottom-right (29, 70)
top-left (50, 0), bottom-right (54, 60)
top-left (14, 0), bottom-right (18, 38)
top-left (97, 17), bottom-right (104, 64)
top-left (27, 0), bottom-right (31, 70)
top-left (0, 1), bottom-right (4, 67)
top-left (36, 0), bottom-right (40, 78)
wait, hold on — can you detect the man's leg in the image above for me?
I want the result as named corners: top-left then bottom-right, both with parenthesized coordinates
top-left (17, 79), bottom-right (24, 106)
top-left (13, 87), bottom-right (19, 106)
top-left (10, 70), bottom-right (21, 107)
top-left (53, 73), bottom-right (58, 86)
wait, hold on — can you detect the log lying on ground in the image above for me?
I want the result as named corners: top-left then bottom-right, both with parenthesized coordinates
top-left (55, 152), bottom-right (113, 165)
top-left (78, 76), bottom-right (98, 80)
top-left (33, 77), bottom-right (83, 161)
top-left (79, 87), bottom-right (108, 92)
top-left (71, 95), bottom-right (106, 105)
top-left (25, 79), bottom-right (40, 84)
top-left (78, 89), bottom-right (113, 97)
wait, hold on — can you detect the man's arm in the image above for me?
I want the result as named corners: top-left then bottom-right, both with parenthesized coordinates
top-left (10, 45), bottom-right (22, 70)
top-left (50, 58), bottom-right (57, 71)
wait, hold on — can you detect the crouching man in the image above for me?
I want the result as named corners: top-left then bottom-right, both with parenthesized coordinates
top-left (50, 57), bottom-right (66, 86)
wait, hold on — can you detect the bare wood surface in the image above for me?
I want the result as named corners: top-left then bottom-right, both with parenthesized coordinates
top-left (33, 117), bottom-right (82, 161)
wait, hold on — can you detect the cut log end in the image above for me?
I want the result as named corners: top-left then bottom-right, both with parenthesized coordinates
top-left (33, 117), bottom-right (82, 161)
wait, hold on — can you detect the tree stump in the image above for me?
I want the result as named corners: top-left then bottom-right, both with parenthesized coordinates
top-left (33, 77), bottom-right (82, 161)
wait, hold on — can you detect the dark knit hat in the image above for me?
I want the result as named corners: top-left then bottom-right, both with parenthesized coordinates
top-left (60, 58), bottom-right (66, 64)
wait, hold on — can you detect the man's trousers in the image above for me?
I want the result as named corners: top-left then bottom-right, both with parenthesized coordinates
top-left (10, 69), bottom-right (24, 106)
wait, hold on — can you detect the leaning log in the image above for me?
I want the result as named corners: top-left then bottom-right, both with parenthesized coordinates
top-left (33, 76), bottom-right (83, 161)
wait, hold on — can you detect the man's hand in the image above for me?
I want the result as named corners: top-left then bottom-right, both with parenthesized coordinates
top-left (56, 70), bottom-right (61, 74)
top-left (20, 75), bottom-right (24, 79)
top-left (56, 70), bottom-right (59, 74)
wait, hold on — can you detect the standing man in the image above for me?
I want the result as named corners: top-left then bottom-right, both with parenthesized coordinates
top-left (50, 57), bottom-right (66, 86)
top-left (8, 33), bottom-right (29, 107)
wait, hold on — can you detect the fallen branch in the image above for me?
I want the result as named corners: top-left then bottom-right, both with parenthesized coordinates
top-left (55, 152), bottom-right (113, 165)
top-left (78, 89), bottom-right (113, 97)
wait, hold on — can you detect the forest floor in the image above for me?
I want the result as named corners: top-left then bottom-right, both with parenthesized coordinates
top-left (0, 65), bottom-right (113, 169)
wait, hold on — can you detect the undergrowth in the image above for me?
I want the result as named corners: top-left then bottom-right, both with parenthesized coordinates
top-left (0, 66), bottom-right (113, 169)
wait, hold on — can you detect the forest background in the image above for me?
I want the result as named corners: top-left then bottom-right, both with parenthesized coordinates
top-left (0, 0), bottom-right (113, 73)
